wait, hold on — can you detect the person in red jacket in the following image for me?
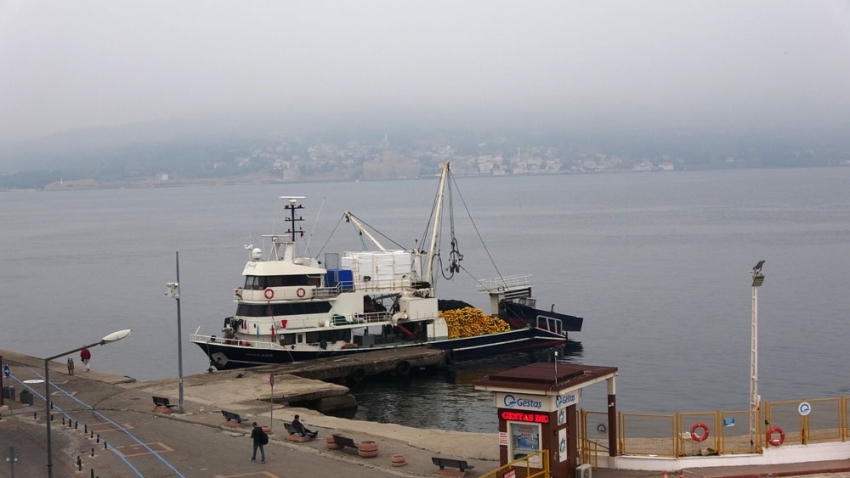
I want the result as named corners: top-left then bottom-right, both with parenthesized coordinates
top-left (80, 348), bottom-right (91, 372)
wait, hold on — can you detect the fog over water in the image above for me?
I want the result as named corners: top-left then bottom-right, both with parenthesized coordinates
top-left (1, 167), bottom-right (848, 431)
top-left (2, 1), bottom-right (850, 146)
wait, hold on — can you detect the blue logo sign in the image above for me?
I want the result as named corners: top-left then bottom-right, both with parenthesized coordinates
top-left (3, 365), bottom-right (9, 378)
top-left (502, 394), bottom-right (543, 410)
top-left (556, 394), bottom-right (576, 408)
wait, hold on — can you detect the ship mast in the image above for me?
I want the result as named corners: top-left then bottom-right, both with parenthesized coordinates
top-left (425, 162), bottom-right (450, 296)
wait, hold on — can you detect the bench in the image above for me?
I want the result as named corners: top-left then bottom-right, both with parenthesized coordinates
top-left (432, 457), bottom-right (474, 477)
top-left (221, 410), bottom-right (244, 424)
top-left (152, 396), bottom-right (176, 408)
top-left (333, 435), bottom-right (357, 450)
top-left (283, 422), bottom-right (314, 442)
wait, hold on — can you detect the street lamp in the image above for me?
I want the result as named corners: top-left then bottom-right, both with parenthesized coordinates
top-left (44, 328), bottom-right (131, 478)
top-left (165, 251), bottom-right (184, 414)
top-left (749, 260), bottom-right (765, 449)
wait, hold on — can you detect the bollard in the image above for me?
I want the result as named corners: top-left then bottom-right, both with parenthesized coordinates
top-left (91, 448), bottom-right (94, 457)
top-left (84, 424), bottom-right (88, 433)
top-left (90, 431), bottom-right (93, 438)
top-left (62, 417), bottom-right (65, 425)
top-left (51, 413), bottom-right (54, 421)
top-left (34, 412), bottom-right (37, 419)
top-left (96, 434), bottom-right (100, 443)
top-left (679, 471), bottom-right (684, 478)
top-left (90, 469), bottom-right (94, 478)
top-left (77, 456), bottom-right (82, 471)
top-left (75, 420), bottom-right (78, 429)
top-left (104, 441), bottom-right (107, 450)
top-left (68, 417), bottom-right (72, 427)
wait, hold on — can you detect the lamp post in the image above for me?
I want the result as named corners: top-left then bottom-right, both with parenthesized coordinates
top-left (749, 260), bottom-right (765, 449)
top-left (44, 329), bottom-right (131, 478)
top-left (165, 251), bottom-right (184, 414)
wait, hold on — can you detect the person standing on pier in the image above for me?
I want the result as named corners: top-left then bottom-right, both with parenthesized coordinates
top-left (80, 347), bottom-right (91, 372)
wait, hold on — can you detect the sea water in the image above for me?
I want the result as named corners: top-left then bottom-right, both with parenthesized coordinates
top-left (1, 167), bottom-right (848, 432)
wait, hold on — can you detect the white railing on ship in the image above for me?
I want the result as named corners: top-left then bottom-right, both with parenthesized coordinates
top-left (190, 334), bottom-right (279, 350)
top-left (477, 274), bottom-right (532, 292)
top-left (533, 314), bottom-right (565, 337)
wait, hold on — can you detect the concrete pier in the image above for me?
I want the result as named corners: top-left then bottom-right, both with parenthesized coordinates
top-left (2, 348), bottom-right (848, 478)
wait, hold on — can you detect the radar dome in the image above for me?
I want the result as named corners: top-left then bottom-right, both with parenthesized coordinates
top-left (251, 248), bottom-right (263, 261)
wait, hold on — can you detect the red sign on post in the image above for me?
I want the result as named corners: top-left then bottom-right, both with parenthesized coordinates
top-left (269, 374), bottom-right (275, 387)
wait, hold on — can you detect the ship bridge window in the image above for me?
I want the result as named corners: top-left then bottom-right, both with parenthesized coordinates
top-left (235, 302), bottom-right (332, 317)
top-left (244, 275), bottom-right (314, 290)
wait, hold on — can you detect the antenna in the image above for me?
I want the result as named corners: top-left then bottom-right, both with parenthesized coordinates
top-left (554, 350), bottom-right (559, 384)
top-left (304, 197), bottom-right (325, 256)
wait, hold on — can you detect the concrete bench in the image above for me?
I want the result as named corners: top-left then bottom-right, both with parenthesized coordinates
top-left (432, 456), bottom-right (474, 477)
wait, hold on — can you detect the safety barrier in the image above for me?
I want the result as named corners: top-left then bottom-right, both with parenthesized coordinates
top-left (580, 396), bottom-right (850, 460)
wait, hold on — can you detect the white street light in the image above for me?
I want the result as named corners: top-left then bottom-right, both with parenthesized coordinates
top-left (44, 329), bottom-right (131, 478)
top-left (749, 260), bottom-right (765, 450)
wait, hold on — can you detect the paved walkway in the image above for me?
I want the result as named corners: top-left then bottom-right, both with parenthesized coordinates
top-left (2, 350), bottom-right (850, 478)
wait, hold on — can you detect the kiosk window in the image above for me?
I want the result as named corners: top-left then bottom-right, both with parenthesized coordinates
top-left (509, 422), bottom-right (541, 466)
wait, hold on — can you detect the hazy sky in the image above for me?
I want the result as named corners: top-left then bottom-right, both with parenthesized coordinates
top-left (2, 1), bottom-right (850, 142)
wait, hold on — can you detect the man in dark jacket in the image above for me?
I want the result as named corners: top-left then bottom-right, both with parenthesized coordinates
top-left (250, 422), bottom-right (266, 463)
top-left (291, 414), bottom-right (318, 438)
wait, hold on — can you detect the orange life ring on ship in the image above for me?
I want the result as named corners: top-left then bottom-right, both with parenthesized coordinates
top-left (767, 426), bottom-right (785, 446)
top-left (296, 287), bottom-right (306, 298)
top-left (690, 422), bottom-right (710, 442)
top-left (264, 288), bottom-right (274, 300)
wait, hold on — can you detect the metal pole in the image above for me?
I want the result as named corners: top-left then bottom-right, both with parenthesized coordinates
top-left (749, 261), bottom-right (765, 450)
top-left (1, 355), bottom-right (5, 408)
top-left (176, 252), bottom-right (184, 414)
top-left (270, 382), bottom-right (274, 434)
top-left (749, 282), bottom-right (758, 446)
top-left (45, 359), bottom-right (53, 478)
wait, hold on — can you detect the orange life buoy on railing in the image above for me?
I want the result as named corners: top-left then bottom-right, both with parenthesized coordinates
top-left (690, 422), bottom-right (710, 442)
top-left (767, 426), bottom-right (785, 446)
top-left (296, 287), bottom-right (306, 298)
top-left (264, 288), bottom-right (274, 300)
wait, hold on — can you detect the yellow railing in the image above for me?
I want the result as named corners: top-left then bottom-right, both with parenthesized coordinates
top-left (478, 450), bottom-right (550, 478)
top-left (580, 396), bottom-right (848, 459)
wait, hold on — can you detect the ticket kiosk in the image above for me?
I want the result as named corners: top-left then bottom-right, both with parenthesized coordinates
top-left (473, 363), bottom-right (618, 478)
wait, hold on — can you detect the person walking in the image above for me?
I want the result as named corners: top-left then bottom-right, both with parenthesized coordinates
top-left (80, 348), bottom-right (91, 372)
top-left (250, 422), bottom-right (266, 463)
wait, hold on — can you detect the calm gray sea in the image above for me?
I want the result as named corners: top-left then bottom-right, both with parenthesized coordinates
top-left (1, 167), bottom-right (848, 432)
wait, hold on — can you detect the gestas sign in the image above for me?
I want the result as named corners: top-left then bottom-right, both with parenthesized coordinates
top-left (500, 410), bottom-right (550, 424)
top-left (495, 391), bottom-right (580, 412)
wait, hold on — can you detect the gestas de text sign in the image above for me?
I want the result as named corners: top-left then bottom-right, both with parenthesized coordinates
top-left (501, 411), bottom-right (550, 424)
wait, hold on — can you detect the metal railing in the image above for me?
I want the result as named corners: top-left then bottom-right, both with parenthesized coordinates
top-left (477, 274), bottom-right (533, 292)
top-left (580, 396), bottom-right (849, 459)
top-left (478, 449), bottom-right (550, 478)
